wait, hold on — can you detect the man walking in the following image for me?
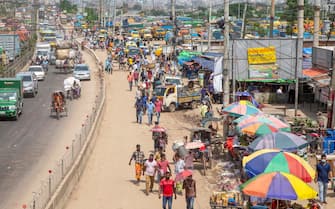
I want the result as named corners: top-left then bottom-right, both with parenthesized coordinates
top-left (128, 144), bottom-right (145, 184)
top-left (315, 154), bottom-right (332, 204)
top-left (135, 98), bottom-right (143, 124)
top-left (146, 100), bottom-right (155, 125)
top-left (155, 98), bottom-right (163, 124)
top-left (159, 171), bottom-right (176, 209)
top-left (143, 153), bottom-right (157, 195)
top-left (127, 72), bottom-right (134, 91)
top-left (183, 175), bottom-right (196, 209)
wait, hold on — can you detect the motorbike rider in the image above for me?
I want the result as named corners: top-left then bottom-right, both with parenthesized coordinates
top-left (72, 80), bottom-right (81, 97)
top-left (42, 58), bottom-right (49, 72)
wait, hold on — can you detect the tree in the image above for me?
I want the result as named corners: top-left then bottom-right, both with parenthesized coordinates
top-left (60, 0), bottom-right (77, 14)
top-left (279, 0), bottom-right (313, 35)
top-left (84, 7), bottom-right (98, 23)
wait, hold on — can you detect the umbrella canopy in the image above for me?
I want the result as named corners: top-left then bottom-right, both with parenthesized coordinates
top-left (240, 172), bottom-right (317, 200)
top-left (239, 122), bottom-right (278, 136)
top-left (185, 141), bottom-right (205, 150)
top-left (243, 149), bottom-right (315, 182)
top-left (151, 126), bottom-right (167, 132)
top-left (248, 131), bottom-right (309, 151)
top-left (222, 102), bottom-right (262, 117)
top-left (235, 114), bottom-right (290, 131)
top-left (175, 170), bottom-right (193, 181)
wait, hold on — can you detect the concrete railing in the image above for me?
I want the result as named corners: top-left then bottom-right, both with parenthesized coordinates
top-left (27, 41), bottom-right (106, 209)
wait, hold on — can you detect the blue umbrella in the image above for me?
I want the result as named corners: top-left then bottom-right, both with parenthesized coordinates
top-left (248, 131), bottom-right (308, 152)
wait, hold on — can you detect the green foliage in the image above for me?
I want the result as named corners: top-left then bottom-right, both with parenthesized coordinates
top-left (143, 9), bottom-right (168, 16)
top-left (84, 7), bottom-right (98, 22)
top-left (279, 0), bottom-right (313, 23)
top-left (60, 0), bottom-right (77, 14)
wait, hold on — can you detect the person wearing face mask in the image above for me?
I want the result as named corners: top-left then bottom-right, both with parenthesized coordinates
top-left (315, 154), bottom-right (332, 204)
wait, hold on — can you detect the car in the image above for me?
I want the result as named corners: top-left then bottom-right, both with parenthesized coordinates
top-left (73, 64), bottom-right (91, 80)
top-left (16, 72), bottom-right (38, 97)
top-left (28, 65), bottom-right (46, 81)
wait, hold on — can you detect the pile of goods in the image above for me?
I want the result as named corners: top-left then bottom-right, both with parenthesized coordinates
top-left (209, 191), bottom-right (242, 208)
top-left (212, 161), bottom-right (242, 191)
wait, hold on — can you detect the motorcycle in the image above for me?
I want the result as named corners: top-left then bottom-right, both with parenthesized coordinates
top-left (42, 62), bottom-right (49, 73)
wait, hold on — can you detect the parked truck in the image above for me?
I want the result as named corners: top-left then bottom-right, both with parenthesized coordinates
top-left (0, 78), bottom-right (23, 120)
top-left (153, 84), bottom-right (201, 112)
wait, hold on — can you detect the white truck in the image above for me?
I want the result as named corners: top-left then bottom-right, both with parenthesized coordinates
top-left (35, 42), bottom-right (53, 62)
top-left (55, 40), bottom-right (75, 72)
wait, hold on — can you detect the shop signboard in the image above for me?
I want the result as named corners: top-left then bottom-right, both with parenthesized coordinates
top-left (247, 47), bottom-right (277, 64)
top-left (249, 64), bottom-right (279, 79)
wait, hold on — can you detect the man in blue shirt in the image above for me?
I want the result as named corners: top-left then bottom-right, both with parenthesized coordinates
top-left (146, 101), bottom-right (155, 125)
top-left (315, 154), bottom-right (332, 204)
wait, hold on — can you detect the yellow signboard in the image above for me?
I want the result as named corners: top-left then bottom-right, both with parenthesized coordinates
top-left (247, 47), bottom-right (277, 64)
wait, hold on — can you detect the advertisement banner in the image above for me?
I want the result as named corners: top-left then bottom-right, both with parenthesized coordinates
top-left (249, 64), bottom-right (279, 79)
top-left (247, 47), bottom-right (277, 64)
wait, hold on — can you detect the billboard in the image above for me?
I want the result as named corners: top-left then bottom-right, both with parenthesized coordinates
top-left (249, 64), bottom-right (279, 79)
top-left (247, 47), bottom-right (277, 64)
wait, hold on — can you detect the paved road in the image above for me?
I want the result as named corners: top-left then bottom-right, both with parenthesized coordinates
top-left (0, 50), bottom-right (99, 209)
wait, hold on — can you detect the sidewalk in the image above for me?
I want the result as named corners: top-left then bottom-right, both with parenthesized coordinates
top-left (63, 51), bottom-right (211, 209)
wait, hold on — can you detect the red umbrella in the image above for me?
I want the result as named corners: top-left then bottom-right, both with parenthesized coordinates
top-left (175, 170), bottom-right (193, 181)
top-left (185, 141), bottom-right (205, 150)
top-left (151, 126), bottom-right (167, 132)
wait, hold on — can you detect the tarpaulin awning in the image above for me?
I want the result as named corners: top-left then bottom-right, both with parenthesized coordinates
top-left (302, 68), bottom-right (328, 77)
top-left (238, 79), bottom-right (295, 84)
top-left (192, 57), bottom-right (214, 71)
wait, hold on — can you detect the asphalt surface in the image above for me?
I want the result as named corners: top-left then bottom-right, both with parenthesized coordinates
top-left (0, 59), bottom-right (97, 209)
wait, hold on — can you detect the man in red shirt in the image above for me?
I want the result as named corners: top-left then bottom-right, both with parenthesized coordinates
top-left (159, 171), bottom-right (176, 209)
top-left (155, 99), bottom-right (162, 124)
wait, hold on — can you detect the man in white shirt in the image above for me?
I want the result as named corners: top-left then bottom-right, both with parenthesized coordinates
top-left (143, 153), bottom-right (157, 195)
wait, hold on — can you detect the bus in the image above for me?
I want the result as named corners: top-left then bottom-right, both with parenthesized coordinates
top-left (40, 30), bottom-right (57, 47)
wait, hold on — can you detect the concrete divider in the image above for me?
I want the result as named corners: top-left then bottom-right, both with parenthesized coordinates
top-left (40, 44), bottom-right (105, 209)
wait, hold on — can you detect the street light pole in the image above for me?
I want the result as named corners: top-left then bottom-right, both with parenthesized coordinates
top-left (295, 0), bottom-right (304, 116)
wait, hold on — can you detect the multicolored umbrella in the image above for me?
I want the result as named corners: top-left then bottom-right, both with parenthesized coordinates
top-left (235, 114), bottom-right (290, 132)
top-left (240, 172), bottom-right (317, 200)
top-left (242, 149), bottom-right (315, 182)
top-left (222, 102), bottom-right (262, 117)
top-left (239, 122), bottom-right (278, 136)
top-left (248, 132), bottom-right (309, 151)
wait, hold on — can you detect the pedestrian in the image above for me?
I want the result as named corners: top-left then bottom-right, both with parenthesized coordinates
top-left (159, 171), bottom-right (177, 209)
top-left (135, 98), bottom-right (143, 124)
top-left (146, 100), bottom-right (155, 125)
top-left (157, 153), bottom-right (171, 181)
top-left (184, 151), bottom-right (194, 170)
top-left (315, 154), bottom-right (332, 204)
top-left (182, 175), bottom-right (196, 209)
top-left (127, 72), bottom-right (134, 91)
top-left (174, 153), bottom-right (185, 194)
top-left (143, 153), bottom-right (157, 195)
top-left (128, 144), bottom-right (145, 184)
top-left (133, 70), bottom-right (139, 86)
top-left (155, 98), bottom-right (163, 124)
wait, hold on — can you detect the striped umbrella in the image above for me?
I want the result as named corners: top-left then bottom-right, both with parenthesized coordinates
top-left (239, 122), bottom-right (279, 136)
top-left (235, 114), bottom-right (290, 131)
top-left (248, 131), bottom-right (308, 152)
top-left (240, 172), bottom-right (317, 200)
top-left (222, 102), bottom-right (262, 117)
top-left (242, 149), bottom-right (315, 183)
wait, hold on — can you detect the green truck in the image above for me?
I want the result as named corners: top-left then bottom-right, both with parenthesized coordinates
top-left (0, 78), bottom-right (24, 120)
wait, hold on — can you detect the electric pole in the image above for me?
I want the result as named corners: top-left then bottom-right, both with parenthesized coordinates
top-left (223, 0), bottom-right (230, 107)
top-left (171, 0), bottom-right (176, 59)
top-left (207, 0), bottom-right (211, 51)
top-left (269, 0), bottom-right (275, 37)
top-left (313, 0), bottom-right (320, 47)
top-left (295, 0), bottom-right (304, 116)
top-left (112, 0), bottom-right (116, 35)
top-left (241, 1), bottom-right (248, 39)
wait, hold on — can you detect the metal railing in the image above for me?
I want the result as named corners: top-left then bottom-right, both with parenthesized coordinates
top-left (26, 43), bottom-right (105, 209)
top-left (0, 49), bottom-right (35, 77)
